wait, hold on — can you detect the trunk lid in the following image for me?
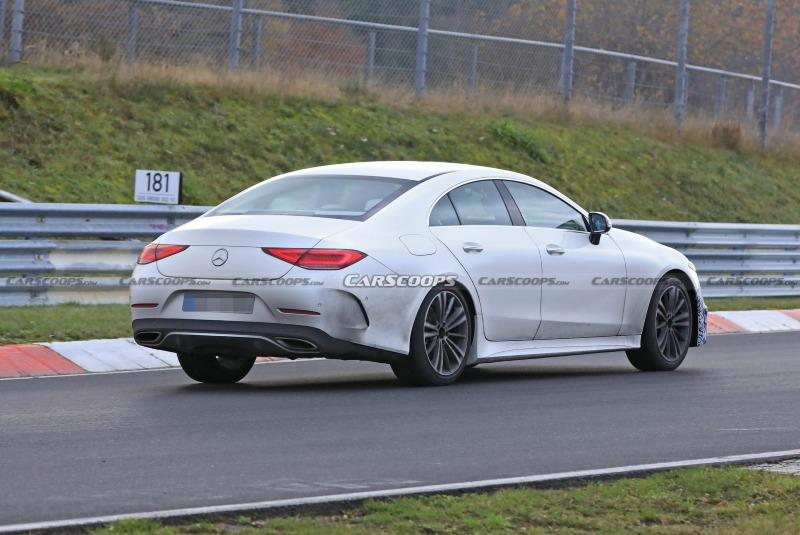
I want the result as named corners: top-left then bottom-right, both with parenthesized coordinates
top-left (155, 215), bottom-right (357, 280)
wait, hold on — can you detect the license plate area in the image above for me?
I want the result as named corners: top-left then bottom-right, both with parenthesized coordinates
top-left (182, 292), bottom-right (255, 314)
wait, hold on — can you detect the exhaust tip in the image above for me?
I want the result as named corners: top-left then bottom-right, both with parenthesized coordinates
top-left (134, 331), bottom-right (161, 344)
top-left (274, 337), bottom-right (318, 353)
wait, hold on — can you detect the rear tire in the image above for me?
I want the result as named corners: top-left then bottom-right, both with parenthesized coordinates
top-left (626, 275), bottom-right (693, 372)
top-left (391, 287), bottom-right (472, 386)
top-left (178, 353), bottom-right (256, 384)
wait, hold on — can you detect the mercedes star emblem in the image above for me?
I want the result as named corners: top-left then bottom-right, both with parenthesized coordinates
top-left (211, 248), bottom-right (229, 267)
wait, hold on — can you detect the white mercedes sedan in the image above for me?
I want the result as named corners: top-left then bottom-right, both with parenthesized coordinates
top-left (131, 162), bottom-right (707, 386)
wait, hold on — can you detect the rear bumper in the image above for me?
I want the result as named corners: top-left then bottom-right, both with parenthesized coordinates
top-left (132, 318), bottom-right (407, 363)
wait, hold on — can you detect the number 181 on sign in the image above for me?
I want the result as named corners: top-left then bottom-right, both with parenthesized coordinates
top-left (134, 170), bottom-right (182, 205)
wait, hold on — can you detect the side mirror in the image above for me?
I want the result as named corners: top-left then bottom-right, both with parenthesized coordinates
top-left (588, 212), bottom-right (612, 245)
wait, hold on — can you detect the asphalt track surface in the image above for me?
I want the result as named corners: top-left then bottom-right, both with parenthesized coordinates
top-left (1, 332), bottom-right (799, 527)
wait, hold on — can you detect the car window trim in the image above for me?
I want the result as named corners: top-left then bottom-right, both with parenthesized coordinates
top-left (494, 180), bottom-right (526, 227)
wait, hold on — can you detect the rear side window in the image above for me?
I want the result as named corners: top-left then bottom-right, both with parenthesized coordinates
top-left (429, 196), bottom-right (460, 226)
top-left (447, 181), bottom-right (512, 226)
top-left (208, 175), bottom-right (413, 221)
top-left (503, 180), bottom-right (586, 231)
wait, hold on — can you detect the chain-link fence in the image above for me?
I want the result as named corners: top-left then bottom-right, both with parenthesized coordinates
top-left (2, 0), bottom-right (799, 141)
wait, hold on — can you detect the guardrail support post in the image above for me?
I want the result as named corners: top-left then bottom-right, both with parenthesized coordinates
top-left (715, 75), bottom-right (727, 118)
top-left (773, 86), bottom-right (784, 131)
top-left (126, 0), bottom-right (140, 64)
top-left (228, 0), bottom-right (244, 70)
top-left (364, 31), bottom-right (376, 85)
top-left (8, 0), bottom-right (23, 65)
top-left (0, 0), bottom-right (7, 64)
top-left (414, 0), bottom-right (430, 99)
top-left (623, 61), bottom-right (637, 105)
top-left (758, 0), bottom-right (776, 147)
top-left (251, 16), bottom-right (263, 70)
top-left (468, 40), bottom-right (479, 92)
top-left (674, 0), bottom-right (690, 131)
top-left (746, 81), bottom-right (756, 122)
top-left (560, 0), bottom-right (576, 103)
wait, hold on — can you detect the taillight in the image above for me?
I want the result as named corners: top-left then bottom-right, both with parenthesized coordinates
top-left (262, 248), bottom-right (366, 270)
top-left (137, 244), bottom-right (189, 265)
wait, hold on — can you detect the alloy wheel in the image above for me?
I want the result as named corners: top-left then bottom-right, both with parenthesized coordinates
top-left (655, 285), bottom-right (691, 362)
top-left (422, 291), bottom-right (470, 375)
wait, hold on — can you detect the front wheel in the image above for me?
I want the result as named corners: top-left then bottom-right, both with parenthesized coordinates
top-left (627, 275), bottom-right (693, 371)
top-left (392, 287), bottom-right (472, 386)
top-left (178, 353), bottom-right (256, 384)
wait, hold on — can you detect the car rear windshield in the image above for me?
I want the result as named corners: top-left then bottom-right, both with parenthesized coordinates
top-left (208, 175), bottom-right (414, 221)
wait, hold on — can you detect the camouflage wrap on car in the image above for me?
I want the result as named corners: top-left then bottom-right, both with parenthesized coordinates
top-left (696, 289), bottom-right (708, 346)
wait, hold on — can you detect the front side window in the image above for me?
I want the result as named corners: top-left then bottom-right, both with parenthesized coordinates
top-left (503, 181), bottom-right (586, 231)
top-left (447, 181), bottom-right (512, 226)
top-left (208, 175), bottom-right (412, 221)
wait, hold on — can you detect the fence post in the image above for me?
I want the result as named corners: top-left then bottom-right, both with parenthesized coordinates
top-left (251, 16), bottom-right (263, 70)
top-left (560, 0), bottom-right (576, 103)
top-left (468, 40), bottom-right (478, 92)
top-left (746, 81), bottom-right (756, 122)
top-left (674, 0), bottom-right (690, 131)
top-left (715, 75), bottom-right (727, 118)
top-left (364, 31), bottom-right (376, 85)
top-left (414, 0), bottom-right (430, 99)
top-left (758, 0), bottom-right (776, 147)
top-left (0, 0), bottom-right (7, 64)
top-left (623, 61), bottom-right (637, 105)
top-left (773, 86), bottom-right (784, 131)
top-left (228, 0), bottom-right (244, 70)
top-left (126, 0), bottom-right (140, 64)
top-left (8, 0), bottom-right (23, 65)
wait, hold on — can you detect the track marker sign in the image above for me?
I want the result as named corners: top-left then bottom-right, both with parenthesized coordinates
top-left (134, 170), bottom-right (182, 205)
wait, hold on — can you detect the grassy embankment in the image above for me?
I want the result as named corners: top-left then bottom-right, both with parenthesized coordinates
top-left (1, 63), bottom-right (799, 222)
top-left (84, 466), bottom-right (800, 534)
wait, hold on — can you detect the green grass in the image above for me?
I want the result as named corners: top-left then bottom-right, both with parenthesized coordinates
top-left (0, 304), bottom-right (131, 345)
top-left (706, 296), bottom-right (800, 312)
top-left (0, 297), bottom-right (797, 346)
top-left (1, 64), bottom-right (799, 223)
top-left (84, 466), bottom-right (800, 534)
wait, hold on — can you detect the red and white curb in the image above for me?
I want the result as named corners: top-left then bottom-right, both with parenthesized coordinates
top-left (0, 309), bottom-right (798, 379)
top-left (0, 338), bottom-right (286, 379)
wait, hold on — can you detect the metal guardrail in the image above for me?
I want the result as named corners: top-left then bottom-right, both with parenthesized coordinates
top-left (0, 204), bottom-right (797, 305)
top-left (0, 204), bottom-right (208, 306)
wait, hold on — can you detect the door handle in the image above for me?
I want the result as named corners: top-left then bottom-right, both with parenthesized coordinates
top-left (462, 242), bottom-right (484, 253)
top-left (546, 244), bottom-right (565, 256)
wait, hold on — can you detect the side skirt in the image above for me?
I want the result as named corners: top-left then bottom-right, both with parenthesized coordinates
top-left (468, 317), bottom-right (641, 364)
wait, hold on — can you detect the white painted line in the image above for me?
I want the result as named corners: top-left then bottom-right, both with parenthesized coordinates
top-left (716, 310), bottom-right (800, 333)
top-left (2, 448), bottom-right (799, 534)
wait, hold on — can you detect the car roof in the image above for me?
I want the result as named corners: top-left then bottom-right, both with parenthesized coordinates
top-left (284, 161), bottom-right (520, 182)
